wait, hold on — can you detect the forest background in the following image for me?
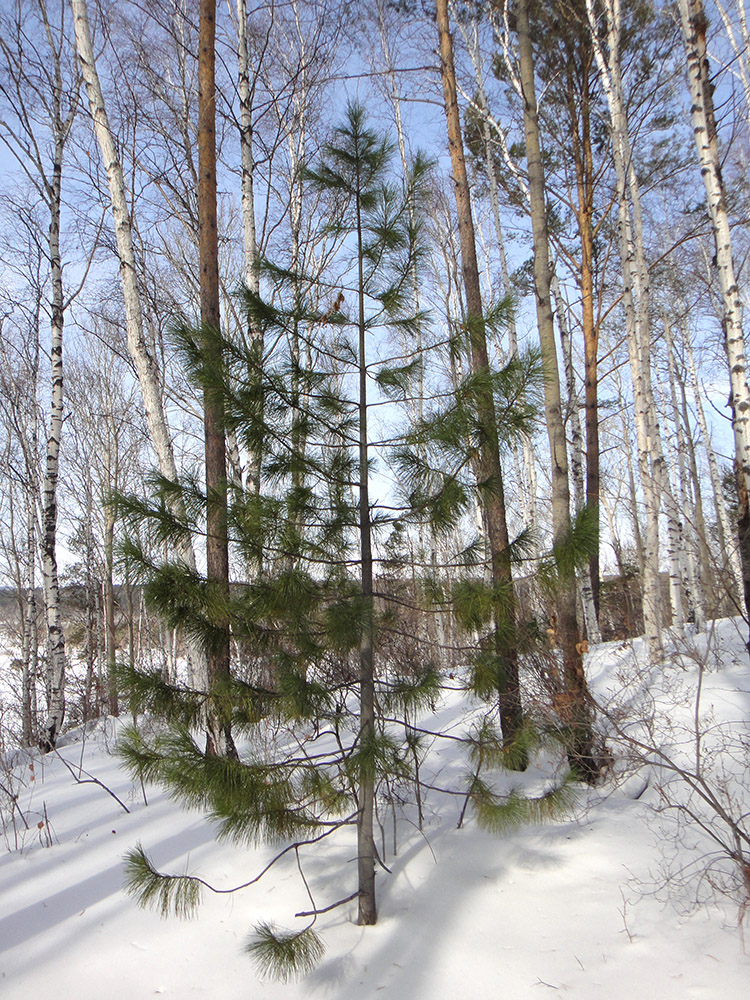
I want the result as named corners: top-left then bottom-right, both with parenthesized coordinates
top-left (2, 0), bottom-right (750, 964)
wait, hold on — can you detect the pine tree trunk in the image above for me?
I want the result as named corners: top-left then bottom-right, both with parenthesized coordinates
top-left (678, 0), bottom-right (750, 638)
top-left (464, 20), bottom-right (538, 533)
top-left (516, 0), bottom-right (597, 779)
top-left (566, 57), bottom-right (602, 623)
top-left (552, 276), bottom-right (601, 645)
top-left (436, 0), bottom-right (525, 756)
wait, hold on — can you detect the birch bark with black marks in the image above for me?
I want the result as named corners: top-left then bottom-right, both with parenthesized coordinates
top-left (677, 0), bottom-right (750, 635)
top-left (0, 0), bottom-right (79, 747)
top-left (71, 0), bottom-right (206, 687)
top-left (23, 492), bottom-right (39, 745)
top-left (39, 44), bottom-right (67, 750)
top-left (671, 341), bottom-right (713, 606)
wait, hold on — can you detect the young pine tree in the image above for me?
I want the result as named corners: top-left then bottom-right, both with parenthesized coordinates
top-left (116, 103), bottom-right (575, 982)
top-left (117, 101), bottom-right (437, 960)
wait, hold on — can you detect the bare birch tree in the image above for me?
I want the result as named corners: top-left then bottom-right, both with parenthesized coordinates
top-left (677, 0), bottom-right (750, 639)
top-left (70, 0), bottom-right (207, 687)
top-left (0, 0), bottom-right (81, 746)
top-left (586, 0), bottom-right (670, 658)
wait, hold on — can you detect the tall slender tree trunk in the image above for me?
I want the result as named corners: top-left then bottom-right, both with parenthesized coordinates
top-left (435, 0), bottom-right (525, 758)
top-left (199, 0), bottom-right (235, 757)
top-left (678, 0), bottom-right (750, 639)
top-left (377, 2), bottom-right (447, 653)
top-left (516, 0), bottom-right (597, 780)
top-left (236, 0), bottom-right (258, 298)
top-left (32, 2), bottom-right (73, 750)
top-left (82, 480), bottom-right (96, 722)
top-left (23, 494), bottom-right (38, 746)
top-left (663, 319), bottom-right (706, 630)
top-left (235, 0), bottom-right (261, 498)
top-left (104, 507), bottom-right (119, 716)
top-left (39, 33), bottom-right (68, 750)
top-left (463, 16), bottom-right (538, 533)
top-left (685, 335), bottom-right (743, 605)
top-left (552, 277), bottom-right (601, 645)
top-left (355, 161), bottom-right (377, 924)
top-left (587, 0), bottom-right (665, 660)
top-left (565, 56), bottom-right (602, 624)
top-left (674, 346), bottom-right (713, 602)
top-left (72, 0), bottom-right (206, 687)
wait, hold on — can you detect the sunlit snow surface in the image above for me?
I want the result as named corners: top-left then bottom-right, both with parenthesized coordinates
top-left (2, 620), bottom-right (750, 998)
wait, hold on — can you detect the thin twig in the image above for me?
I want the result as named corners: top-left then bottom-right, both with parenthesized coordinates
top-left (295, 890), bottom-right (360, 918)
top-left (53, 749), bottom-right (131, 813)
top-left (0, 778), bottom-right (30, 830)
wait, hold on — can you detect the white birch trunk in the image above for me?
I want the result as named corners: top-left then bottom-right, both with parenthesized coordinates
top-left (72, 0), bottom-right (205, 686)
top-left (678, 0), bottom-right (750, 629)
top-left (685, 336), bottom-right (744, 604)
top-left (663, 319), bottom-right (706, 631)
top-left (71, 0), bottom-right (183, 498)
top-left (40, 132), bottom-right (67, 748)
top-left (714, 0), bottom-right (750, 127)
top-left (652, 363), bottom-right (692, 634)
top-left (29, 0), bottom-right (76, 748)
top-left (23, 492), bottom-right (38, 746)
top-left (616, 395), bottom-right (645, 574)
top-left (377, 0), bottom-right (426, 431)
top-left (236, 0), bottom-right (258, 296)
top-left (234, 0), bottom-right (262, 495)
top-left (587, 0), bottom-right (664, 658)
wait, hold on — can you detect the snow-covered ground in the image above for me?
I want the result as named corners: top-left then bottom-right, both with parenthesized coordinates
top-left (2, 620), bottom-right (750, 998)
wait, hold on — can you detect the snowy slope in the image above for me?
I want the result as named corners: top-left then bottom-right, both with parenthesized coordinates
top-left (1, 621), bottom-right (749, 999)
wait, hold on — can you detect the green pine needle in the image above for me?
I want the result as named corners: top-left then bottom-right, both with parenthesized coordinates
top-left (123, 844), bottom-right (202, 919)
top-left (383, 666), bottom-right (441, 715)
top-left (538, 504), bottom-right (600, 590)
top-left (470, 776), bottom-right (577, 836)
top-left (246, 922), bottom-right (325, 982)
